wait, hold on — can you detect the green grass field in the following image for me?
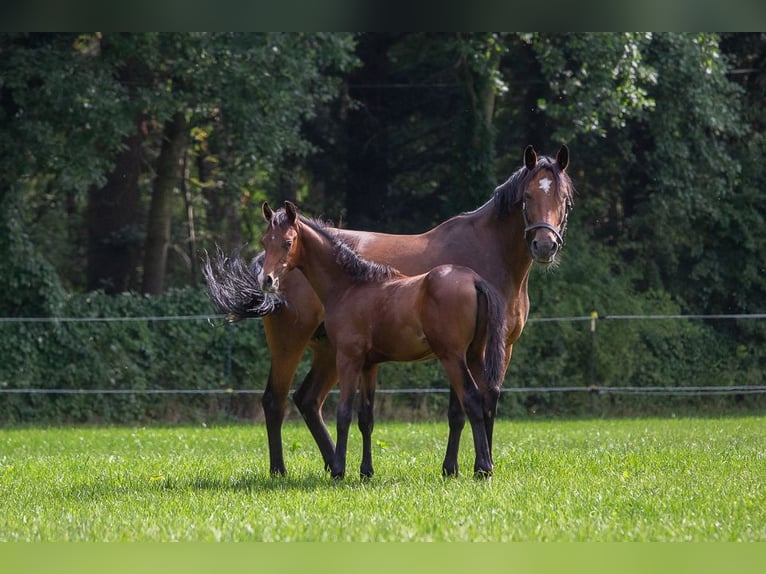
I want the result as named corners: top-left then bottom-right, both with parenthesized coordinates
top-left (1, 417), bottom-right (764, 541)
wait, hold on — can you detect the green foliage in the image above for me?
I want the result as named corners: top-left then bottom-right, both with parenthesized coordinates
top-left (1, 419), bottom-right (764, 541)
top-left (0, 188), bottom-right (66, 318)
top-left (525, 32), bottom-right (657, 141)
top-left (0, 33), bottom-right (133, 193)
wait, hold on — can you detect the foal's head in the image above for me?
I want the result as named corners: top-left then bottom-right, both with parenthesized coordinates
top-left (258, 201), bottom-right (300, 293)
top-left (495, 145), bottom-right (573, 265)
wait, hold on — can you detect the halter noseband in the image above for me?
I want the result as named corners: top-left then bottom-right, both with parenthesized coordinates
top-left (521, 196), bottom-right (570, 247)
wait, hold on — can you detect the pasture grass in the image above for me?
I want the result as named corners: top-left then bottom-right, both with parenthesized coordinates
top-left (1, 416), bottom-right (764, 541)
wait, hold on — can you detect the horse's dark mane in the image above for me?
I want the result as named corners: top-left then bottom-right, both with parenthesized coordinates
top-left (297, 215), bottom-right (402, 283)
top-left (492, 155), bottom-right (574, 218)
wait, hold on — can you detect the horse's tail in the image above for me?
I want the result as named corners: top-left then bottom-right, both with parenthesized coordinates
top-left (473, 280), bottom-right (508, 389)
top-left (202, 247), bottom-right (284, 321)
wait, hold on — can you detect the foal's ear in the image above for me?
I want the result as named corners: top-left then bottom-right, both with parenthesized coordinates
top-left (284, 201), bottom-right (298, 225)
top-left (524, 145), bottom-right (537, 171)
top-left (556, 145), bottom-right (569, 171)
top-left (262, 202), bottom-right (274, 222)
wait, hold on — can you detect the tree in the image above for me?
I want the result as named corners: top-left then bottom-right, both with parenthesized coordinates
top-left (1, 33), bottom-right (358, 296)
top-left (0, 33), bottom-right (133, 303)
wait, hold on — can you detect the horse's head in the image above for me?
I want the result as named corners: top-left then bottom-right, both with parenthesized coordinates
top-left (259, 200), bottom-right (300, 293)
top-left (516, 144), bottom-right (572, 265)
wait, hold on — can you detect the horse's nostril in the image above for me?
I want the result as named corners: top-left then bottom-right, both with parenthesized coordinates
top-left (263, 275), bottom-right (273, 289)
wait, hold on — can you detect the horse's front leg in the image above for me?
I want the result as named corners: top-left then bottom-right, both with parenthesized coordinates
top-left (262, 310), bottom-right (314, 476)
top-left (482, 385), bottom-right (501, 469)
top-left (441, 357), bottom-right (492, 478)
top-left (292, 336), bottom-right (339, 472)
top-left (331, 354), bottom-right (362, 479)
top-left (468, 359), bottom-right (505, 471)
top-left (358, 364), bottom-right (379, 479)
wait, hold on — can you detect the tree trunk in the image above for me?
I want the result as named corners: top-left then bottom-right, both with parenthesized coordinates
top-left (142, 111), bottom-right (188, 295)
top-left (86, 128), bottom-right (144, 293)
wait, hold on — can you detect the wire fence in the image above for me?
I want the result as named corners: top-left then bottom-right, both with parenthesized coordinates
top-left (2, 312), bottom-right (765, 397)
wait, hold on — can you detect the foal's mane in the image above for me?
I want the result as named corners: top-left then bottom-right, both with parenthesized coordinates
top-left (491, 154), bottom-right (574, 218)
top-left (280, 212), bottom-right (401, 283)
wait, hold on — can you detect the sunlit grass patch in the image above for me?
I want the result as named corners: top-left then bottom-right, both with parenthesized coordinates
top-left (1, 417), bottom-right (764, 541)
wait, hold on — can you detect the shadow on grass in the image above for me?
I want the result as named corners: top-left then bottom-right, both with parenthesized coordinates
top-left (188, 472), bottom-right (338, 492)
top-left (64, 469), bottom-right (377, 500)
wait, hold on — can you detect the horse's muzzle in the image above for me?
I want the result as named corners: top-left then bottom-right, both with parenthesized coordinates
top-left (259, 272), bottom-right (279, 293)
top-left (529, 231), bottom-right (559, 264)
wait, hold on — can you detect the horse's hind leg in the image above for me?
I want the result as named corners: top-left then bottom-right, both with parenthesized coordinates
top-left (442, 388), bottom-right (465, 477)
top-left (358, 364), bottom-right (378, 479)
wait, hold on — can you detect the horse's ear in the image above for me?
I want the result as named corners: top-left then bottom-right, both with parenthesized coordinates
top-left (262, 202), bottom-right (273, 222)
top-left (284, 201), bottom-right (298, 225)
top-left (556, 145), bottom-right (569, 171)
top-left (524, 145), bottom-right (537, 170)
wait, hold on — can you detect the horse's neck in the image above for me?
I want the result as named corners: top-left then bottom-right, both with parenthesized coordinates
top-left (296, 223), bottom-right (351, 303)
top-left (451, 202), bottom-right (534, 298)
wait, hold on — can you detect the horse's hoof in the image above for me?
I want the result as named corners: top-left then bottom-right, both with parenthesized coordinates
top-left (331, 469), bottom-right (345, 480)
top-left (473, 469), bottom-right (493, 480)
top-left (360, 467), bottom-right (374, 480)
top-left (442, 466), bottom-right (459, 478)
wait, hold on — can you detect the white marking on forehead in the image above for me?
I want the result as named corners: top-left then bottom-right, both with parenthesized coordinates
top-left (538, 177), bottom-right (552, 194)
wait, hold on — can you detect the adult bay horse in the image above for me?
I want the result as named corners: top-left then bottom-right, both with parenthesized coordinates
top-left (259, 201), bottom-right (507, 478)
top-left (203, 145), bottom-right (573, 476)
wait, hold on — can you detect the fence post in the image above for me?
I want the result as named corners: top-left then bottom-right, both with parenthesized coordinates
top-left (589, 310), bottom-right (598, 413)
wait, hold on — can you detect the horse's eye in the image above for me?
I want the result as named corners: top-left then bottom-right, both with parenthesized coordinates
top-left (285, 240), bottom-right (293, 248)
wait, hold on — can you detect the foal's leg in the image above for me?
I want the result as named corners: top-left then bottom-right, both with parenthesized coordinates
top-left (440, 357), bottom-right (492, 477)
top-left (358, 364), bottom-right (379, 479)
top-left (442, 388), bottom-right (465, 477)
top-left (331, 354), bottom-right (363, 479)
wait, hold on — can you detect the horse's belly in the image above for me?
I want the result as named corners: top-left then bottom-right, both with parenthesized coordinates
top-left (369, 323), bottom-right (432, 363)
